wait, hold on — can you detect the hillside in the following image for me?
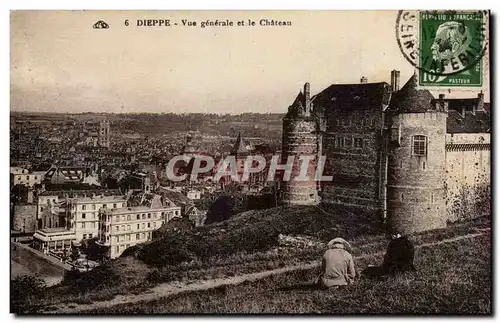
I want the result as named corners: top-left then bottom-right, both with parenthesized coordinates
top-left (15, 205), bottom-right (491, 314)
top-left (86, 233), bottom-right (492, 314)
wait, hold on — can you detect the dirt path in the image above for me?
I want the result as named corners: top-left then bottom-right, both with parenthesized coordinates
top-left (48, 229), bottom-right (490, 313)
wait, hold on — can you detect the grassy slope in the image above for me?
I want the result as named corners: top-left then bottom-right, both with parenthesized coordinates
top-left (33, 206), bottom-right (489, 310)
top-left (36, 204), bottom-right (376, 306)
top-left (86, 234), bottom-right (492, 314)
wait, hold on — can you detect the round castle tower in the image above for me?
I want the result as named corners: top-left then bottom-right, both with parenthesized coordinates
top-left (281, 82), bottom-right (320, 205)
top-left (386, 74), bottom-right (448, 234)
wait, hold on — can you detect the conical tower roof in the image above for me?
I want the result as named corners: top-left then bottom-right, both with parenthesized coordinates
top-left (389, 74), bottom-right (436, 113)
top-left (284, 91), bottom-right (305, 118)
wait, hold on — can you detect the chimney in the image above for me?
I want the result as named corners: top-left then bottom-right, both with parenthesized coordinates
top-left (391, 70), bottom-right (401, 92)
top-left (437, 94), bottom-right (448, 111)
top-left (477, 91), bottom-right (485, 111)
top-left (303, 82), bottom-right (311, 116)
top-left (360, 76), bottom-right (368, 84)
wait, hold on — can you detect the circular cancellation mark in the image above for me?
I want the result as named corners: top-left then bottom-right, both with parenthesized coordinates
top-left (396, 10), bottom-right (488, 77)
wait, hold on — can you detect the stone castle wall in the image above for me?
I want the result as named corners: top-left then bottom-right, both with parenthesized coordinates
top-left (320, 108), bottom-right (384, 210)
top-left (445, 133), bottom-right (491, 222)
top-left (281, 117), bottom-right (319, 205)
top-left (386, 112), bottom-right (448, 234)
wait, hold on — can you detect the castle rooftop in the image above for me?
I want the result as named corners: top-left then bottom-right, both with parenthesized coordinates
top-left (388, 74), bottom-right (437, 113)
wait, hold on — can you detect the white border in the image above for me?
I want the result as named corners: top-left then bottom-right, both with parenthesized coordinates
top-left (3, 1), bottom-right (498, 322)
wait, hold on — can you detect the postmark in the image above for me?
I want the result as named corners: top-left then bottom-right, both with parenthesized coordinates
top-left (396, 10), bottom-right (488, 87)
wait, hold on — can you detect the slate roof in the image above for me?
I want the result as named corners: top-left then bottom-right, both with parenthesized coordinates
top-left (125, 191), bottom-right (166, 209)
top-left (40, 188), bottom-right (121, 198)
top-left (311, 82), bottom-right (390, 112)
top-left (157, 187), bottom-right (191, 206)
top-left (285, 91), bottom-right (306, 118)
top-left (446, 109), bottom-right (490, 133)
top-left (445, 96), bottom-right (489, 115)
top-left (44, 167), bottom-right (92, 183)
top-left (447, 98), bottom-right (479, 110)
top-left (388, 74), bottom-right (437, 113)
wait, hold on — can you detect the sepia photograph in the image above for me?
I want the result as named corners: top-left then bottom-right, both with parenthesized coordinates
top-left (9, 9), bottom-right (492, 315)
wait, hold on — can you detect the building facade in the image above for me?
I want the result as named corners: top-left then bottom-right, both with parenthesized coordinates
top-left (10, 167), bottom-right (45, 187)
top-left (33, 190), bottom-right (183, 257)
top-left (96, 192), bottom-right (181, 258)
top-left (282, 71), bottom-right (491, 234)
top-left (36, 190), bottom-right (127, 241)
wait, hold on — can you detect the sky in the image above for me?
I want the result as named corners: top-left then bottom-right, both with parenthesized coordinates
top-left (10, 10), bottom-right (490, 114)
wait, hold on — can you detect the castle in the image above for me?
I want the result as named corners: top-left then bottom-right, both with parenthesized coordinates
top-left (281, 71), bottom-right (491, 234)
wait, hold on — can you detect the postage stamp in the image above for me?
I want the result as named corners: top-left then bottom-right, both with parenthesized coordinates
top-left (396, 10), bottom-right (488, 87)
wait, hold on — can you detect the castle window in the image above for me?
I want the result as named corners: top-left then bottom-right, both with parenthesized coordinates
top-left (337, 136), bottom-right (345, 148)
top-left (412, 135), bottom-right (427, 156)
top-left (354, 138), bottom-right (363, 148)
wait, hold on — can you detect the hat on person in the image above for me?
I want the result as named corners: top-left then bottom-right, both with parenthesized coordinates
top-left (327, 237), bottom-right (352, 253)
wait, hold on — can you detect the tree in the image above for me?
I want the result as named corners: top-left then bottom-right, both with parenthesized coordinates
top-left (203, 186), bottom-right (247, 225)
top-left (81, 237), bottom-right (109, 262)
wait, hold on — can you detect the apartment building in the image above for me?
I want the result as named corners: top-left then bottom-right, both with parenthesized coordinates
top-left (96, 192), bottom-right (181, 258)
top-left (68, 194), bottom-right (128, 241)
top-left (36, 189), bottom-right (126, 241)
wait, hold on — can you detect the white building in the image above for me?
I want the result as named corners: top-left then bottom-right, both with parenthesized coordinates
top-left (10, 167), bottom-right (45, 187)
top-left (186, 189), bottom-right (201, 200)
top-left (32, 227), bottom-right (76, 254)
top-left (67, 195), bottom-right (128, 241)
top-left (36, 190), bottom-right (127, 242)
top-left (96, 192), bottom-right (181, 258)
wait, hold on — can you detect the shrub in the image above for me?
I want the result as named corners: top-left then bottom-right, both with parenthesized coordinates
top-left (11, 274), bottom-right (47, 314)
top-left (63, 263), bottom-right (120, 293)
top-left (137, 204), bottom-right (381, 268)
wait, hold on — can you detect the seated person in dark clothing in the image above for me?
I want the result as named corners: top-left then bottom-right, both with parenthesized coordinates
top-left (361, 232), bottom-right (416, 279)
top-left (382, 233), bottom-right (416, 273)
